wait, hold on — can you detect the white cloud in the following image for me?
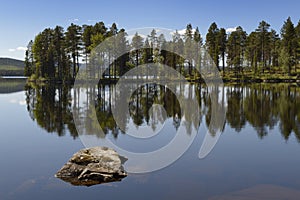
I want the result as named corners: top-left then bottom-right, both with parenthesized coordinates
top-left (226, 27), bottom-right (237, 34)
top-left (16, 47), bottom-right (27, 51)
top-left (68, 18), bottom-right (79, 23)
top-left (8, 46), bottom-right (27, 52)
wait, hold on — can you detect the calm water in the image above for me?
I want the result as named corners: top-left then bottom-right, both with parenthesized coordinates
top-left (1, 79), bottom-right (300, 200)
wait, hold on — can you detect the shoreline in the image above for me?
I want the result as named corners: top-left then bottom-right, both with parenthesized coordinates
top-left (23, 77), bottom-right (300, 85)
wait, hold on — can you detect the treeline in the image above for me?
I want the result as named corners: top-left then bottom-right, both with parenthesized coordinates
top-left (25, 22), bottom-right (123, 80)
top-left (205, 17), bottom-right (300, 77)
top-left (25, 17), bottom-right (300, 81)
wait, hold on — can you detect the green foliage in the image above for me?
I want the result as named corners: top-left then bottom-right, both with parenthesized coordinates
top-left (218, 28), bottom-right (227, 72)
top-left (131, 32), bottom-right (144, 66)
top-left (28, 21), bottom-right (118, 81)
top-left (281, 17), bottom-right (298, 74)
top-left (255, 21), bottom-right (271, 72)
top-left (227, 26), bottom-right (247, 74)
top-left (279, 47), bottom-right (290, 73)
top-left (206, 22), bottom-right (220, 70)
top-left (26, 18), bottom-right (300, 82)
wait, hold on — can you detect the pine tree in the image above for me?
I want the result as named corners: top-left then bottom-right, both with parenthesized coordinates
top-left (206, 22), bottom-right (220, 70)
top-left (142, 38), bottom-right (152, 64)
top-left (65, 23), bottom-right (82, 79)
top-left (32, 29), bottom-right (53, 78)
top-left (52, 26), bottom-right (65, 80)
top-left (194, 27), bottom-right (203, 74)
top-left (24, 40), bottom-right (34, 76)
top-left (82, 25), bottom-right (93, 65)
top-left (245, 32), bottom-right (259, 73)
top-left (157, 33), bottom-right (166, 64)
top-left (148, 29), bottom-right (157, 50)
top-left (115, 29), bottom-right (129, 76)
top-left (295, 20), bottom-right (300, 71)
top-left (281, 17), bottom-right (297, 75)
top-left (93, 21), bottom-right (107, 36)
top-left (269, 29), bottom-right (280, 69)
top-left (172, 30), bottom-right (184, 74)
top-left (256, 21), bottom-right (271, 72)
top-left (131, 32), bottom-right (144, 67)
top-left (218, 28), bottom-right (227, 72)
top-left (227, 26), bottom-right (247, 75)
top-left (184, 24), bottom-right (194, 76)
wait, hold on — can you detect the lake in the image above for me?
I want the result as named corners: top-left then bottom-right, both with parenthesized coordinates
top-left (1, 79), bottom-right (300, 200)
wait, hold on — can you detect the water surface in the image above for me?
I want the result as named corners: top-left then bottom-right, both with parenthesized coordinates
top-left (1, 80), bottom-right (300, 200)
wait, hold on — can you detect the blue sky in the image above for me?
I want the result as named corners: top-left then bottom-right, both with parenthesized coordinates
top-left (1, 0), bottom-right (300, 60)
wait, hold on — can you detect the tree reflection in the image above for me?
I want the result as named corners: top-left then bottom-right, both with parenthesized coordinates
top-left (25, 83), bottom-right (77, 138)
top-left (25, 83), bottom-right (300, 142)
top-left (226, 86), bottom-right (246, 132)
top-left (227, 84), bottom-right (300, 141)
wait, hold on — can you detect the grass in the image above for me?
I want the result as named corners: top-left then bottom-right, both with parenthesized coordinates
top-left (220, 67), bottom-right (300, 82)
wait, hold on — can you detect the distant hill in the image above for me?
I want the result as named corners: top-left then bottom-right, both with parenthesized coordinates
top-left (0, 58), bottom-right (24, 76)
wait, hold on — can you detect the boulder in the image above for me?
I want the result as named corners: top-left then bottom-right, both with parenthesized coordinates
top-left (55, 146), bottom-right (127, 186)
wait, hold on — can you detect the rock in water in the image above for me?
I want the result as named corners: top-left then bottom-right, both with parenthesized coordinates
top-left (55, 146), bottom-right (127, 186)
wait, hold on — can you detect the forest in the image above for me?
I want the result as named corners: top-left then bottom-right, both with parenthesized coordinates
top-left (24, 17), bottom-right (300, 82)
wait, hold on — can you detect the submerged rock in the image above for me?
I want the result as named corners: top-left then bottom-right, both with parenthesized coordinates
top-left (55, 146), bottom-right (127, 186)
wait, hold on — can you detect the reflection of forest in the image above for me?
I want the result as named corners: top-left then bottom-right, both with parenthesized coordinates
top-left (25, 83), bottom-right (77, 138)
top-left (226, 84), bottom-right (300, 140)
top-left (96, 84), bottom-right (181, 133)
top-left (25, 83), bottom-right (300, 142)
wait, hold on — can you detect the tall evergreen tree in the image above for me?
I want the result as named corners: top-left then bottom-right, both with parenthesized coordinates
top-left (184, 23), bottom-right (194, 76)
top-left (172, 30), bottom-right (184, 74)
top-left (52, 26), bottom-right (66, 80)
top-left (24, 40), bottom-right (34, 76)
top-left (227, 26), bottom-right (247, 75)
top-left (131, 32), bottom-right (144, 67)
top-left (206, 22), bottom-right (220, 70)
top-left (193, 27), bottom-right (203, 74)
top-left (65, 23), bottom-right (82, 79)
top-left (256, 21), bottom-right (271, 72)
top-left (148, 29), bottom-right (157, 50)
top-left (245, 32), bottom-right (259, 73)
top-left (218, 28), bottom-right (227, 72)
top-left (115, 29), bottom-right (129, 76)
top-left (281, 17), bottom-right (297, 75)
top-left (32, 29), bottom-right (53, 78)
top-left (295, 20), bottom-right (300, 70)
top-left (269, 29), bottom-right (280, 69)
top-left (82, 25), bottom-right (93, 64)
top-left (142, 38), bottom-right (152, 64)
top-left (93, 21), bottom-right (107, 36)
